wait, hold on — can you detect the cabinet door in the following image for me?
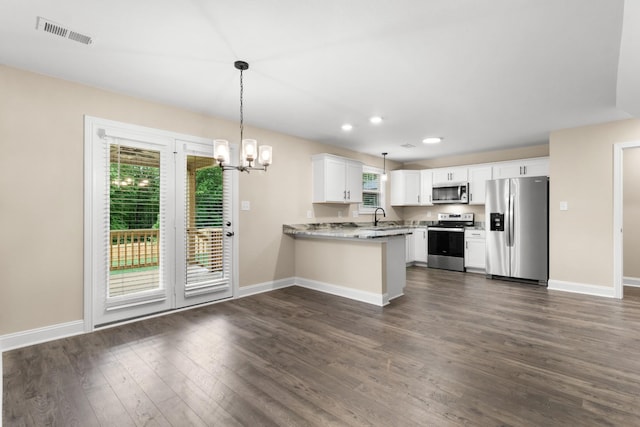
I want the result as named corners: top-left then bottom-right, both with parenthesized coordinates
top-left (345, 160), bottom-right (363, 203)
top-left (324, 157), bottom-right (347, 202)
top-left (449, 167), bottom-right (468, 183)
top-left (420, 170), bottom-right (433, 205)
top-left (391, 170), bottom-right (421, 206)
top-left (521, 159), bottom-right (549, 177)
top-left (464, 238), bottom-right (486, 269)
top-left (468, 166), bottom-right (492, 205)
top-left (413, 228), bottom-right (428, 262)
top-left (405, 233), bottom-right (414, 263)
top-left (493, 158), bottom-right (549, 179)
top-left (432, 169), bottom-right (450, 184)
top-left (433, 167), bottom-right (468, 184)
top-left (390, 170), bottom-right (405, 206)
top-left (404, 171), bottom-right (421, 205)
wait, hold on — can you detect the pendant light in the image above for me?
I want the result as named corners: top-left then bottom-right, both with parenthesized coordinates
top-left (214, 61), bottom-right (273, 172)
top-left (381, 152), bottom-right (388, 182)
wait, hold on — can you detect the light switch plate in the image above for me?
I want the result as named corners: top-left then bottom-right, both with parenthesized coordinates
top-left (560, 201), bottom-right (568, 211)
top-left (241, 200), bottom-right (251, 211)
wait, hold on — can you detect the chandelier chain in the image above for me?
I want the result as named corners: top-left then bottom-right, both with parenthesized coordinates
top-left (239, 68), bottom-right (244, 142)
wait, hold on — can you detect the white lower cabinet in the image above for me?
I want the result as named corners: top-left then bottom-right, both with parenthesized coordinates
top-left (405, 233), bottom-right (414, 263)
top-left (412, 228), bottom-right (428, 264)
top-left (405, 228), bottom-right (428, 264)
top-left (464, 229), bottom-right (486, 271)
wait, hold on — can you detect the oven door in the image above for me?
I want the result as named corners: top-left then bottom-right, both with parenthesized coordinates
top-left (427, 227), bottom-right (465, 271)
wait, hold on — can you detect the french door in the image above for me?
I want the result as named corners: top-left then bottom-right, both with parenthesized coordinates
top-left (85, 117), bottom-right (236, 327)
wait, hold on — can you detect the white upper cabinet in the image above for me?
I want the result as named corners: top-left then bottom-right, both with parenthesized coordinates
top-left (420, 170), bottom-right (433, 206)
top-left (391, 170), bottom-right (421, 206)
top-left (432, 167), bottom-right (468, 184)
top-left (312, 154), bottom-right (363, 203)
top-left (390, 170), bottom-right (432, 206)
top-left (492, 157), bottom-right (549, 179)
top-left (468, 166), bottom-right (492, 205)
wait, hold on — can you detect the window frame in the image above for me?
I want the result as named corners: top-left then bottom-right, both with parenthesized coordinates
top-left (359, 165), bottom-right (386, 214)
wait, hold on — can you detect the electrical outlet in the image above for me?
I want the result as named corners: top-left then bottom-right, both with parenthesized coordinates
top-left (241, 200), bottom-right (250, 211)
top-left (352, 211), bottom-right (359, 218)
top-left (307, 210), bottom-right (313, 219)
top-left (338, 210), bottom-right (343, 218)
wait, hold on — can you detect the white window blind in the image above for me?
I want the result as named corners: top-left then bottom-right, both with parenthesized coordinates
top-left (182, 155), bottom-right (231, 297)
top-left (360, 166), bottom-right (385, 213)
top-left (105, 142), bottom-right (167, 302)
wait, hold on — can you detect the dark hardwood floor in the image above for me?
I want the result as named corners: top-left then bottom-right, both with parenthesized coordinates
top-left (5, 267), bottom-right (640, 426)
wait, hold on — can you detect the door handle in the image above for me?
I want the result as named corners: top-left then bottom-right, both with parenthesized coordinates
top-left (226, 231), bottom-right (235, 237)
top-left (508, 193), bottom-right (515, 247)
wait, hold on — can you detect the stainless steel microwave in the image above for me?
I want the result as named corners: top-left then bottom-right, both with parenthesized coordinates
top-left (432, 182), bottom-right (469, 204)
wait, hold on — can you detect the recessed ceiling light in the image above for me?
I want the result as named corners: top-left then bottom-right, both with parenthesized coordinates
top-left (369, 116), bottom-right (383, 124)
top-left (341, 123), bottom-right (353, 131)
top-left (422, 137), bottom-right (443, 144)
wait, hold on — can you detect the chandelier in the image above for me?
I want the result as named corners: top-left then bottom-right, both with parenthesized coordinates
top-left (213, 61), bottom-right (273, 172)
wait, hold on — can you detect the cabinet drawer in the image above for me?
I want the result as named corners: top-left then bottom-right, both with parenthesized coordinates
top-left (464, 229), bottom-right (485, 239)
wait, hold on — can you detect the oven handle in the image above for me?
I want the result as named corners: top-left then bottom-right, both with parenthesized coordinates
top-left (427, 227), bottom-right (465, 232)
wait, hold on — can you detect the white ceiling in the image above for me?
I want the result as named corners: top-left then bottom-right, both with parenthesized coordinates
top-left (0, 0), bottom-right (630, 162)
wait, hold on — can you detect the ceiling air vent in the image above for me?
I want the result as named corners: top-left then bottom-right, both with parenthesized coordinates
top-left (400, 143), bottom-right (416, 148)
top-left (36, 16), bottom-right (93, 45)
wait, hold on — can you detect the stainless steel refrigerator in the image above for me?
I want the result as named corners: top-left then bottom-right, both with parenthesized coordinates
top-left (485, 176), bottom-right (548, 285)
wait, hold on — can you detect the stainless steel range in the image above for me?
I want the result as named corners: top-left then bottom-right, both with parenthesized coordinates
top-left (427, 213), bottom-right (474, 272)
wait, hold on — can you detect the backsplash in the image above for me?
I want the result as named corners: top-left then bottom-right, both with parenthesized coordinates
top-left (401, 204), bottom-right (486, 224)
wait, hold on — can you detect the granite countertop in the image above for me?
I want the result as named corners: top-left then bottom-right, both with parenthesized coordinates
top-left (283, 221), bottom-right (415, 240)
top-left (283, 220), bottom-right (484, 240)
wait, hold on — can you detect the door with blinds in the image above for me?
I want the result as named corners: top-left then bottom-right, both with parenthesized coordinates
top-left (86, 118), bottom-right (235, 327)
top-left (175, 140), bottom-right (233, 308)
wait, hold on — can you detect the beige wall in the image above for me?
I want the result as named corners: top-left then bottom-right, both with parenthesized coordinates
top-left (549, 118), bottom-right (640, 288)
top-left (624, 147), bottom-right (640, 279)
top-left (294, 239), bottom-right (385, 294)
top-left (0, 65), bottom-right (400, 335)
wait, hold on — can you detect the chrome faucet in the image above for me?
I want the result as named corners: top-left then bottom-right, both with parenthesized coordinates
top-left (374, 207), bottom-right (386, 227)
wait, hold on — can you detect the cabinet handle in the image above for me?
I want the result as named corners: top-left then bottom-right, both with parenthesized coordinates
top-left (344, 190), bottom-right (346, 200)
top-left (465, 241), bottom-right (468, 249)
top-left (348, 190), bottom-right (351, 199)
top-left (524, 166), bottom-right (527, 175)
top-left (418, 195), bottom-right (421, 203)
top-left (470, 193), bottom-right (473, 202)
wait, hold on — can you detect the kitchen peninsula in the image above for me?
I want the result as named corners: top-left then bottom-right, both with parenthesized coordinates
top-left (283, 223), bottom-right (412, 306)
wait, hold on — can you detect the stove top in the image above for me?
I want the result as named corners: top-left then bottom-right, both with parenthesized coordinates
top-left (430, 213), bottom-right (475, 228)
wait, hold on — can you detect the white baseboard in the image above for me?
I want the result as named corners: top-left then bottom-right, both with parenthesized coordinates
top-left (236, 277), bottom-right (295, 298)
top-left (294, 277), bottom-right (387, 307)
top-left (624, 277), bottom-right (640, 287)
top-left (0, 320), bottom-right (85, 352)
top-left (547, 279), bottom-right (616, 298)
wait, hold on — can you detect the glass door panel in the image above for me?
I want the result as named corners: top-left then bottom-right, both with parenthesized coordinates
top-left (109, 145), bottom-right (161, 297)
top-left (175, 143), bottom-right (234, 307)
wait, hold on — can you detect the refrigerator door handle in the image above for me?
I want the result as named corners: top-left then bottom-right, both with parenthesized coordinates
top-left (508, 193), bottom-right (515, 247)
